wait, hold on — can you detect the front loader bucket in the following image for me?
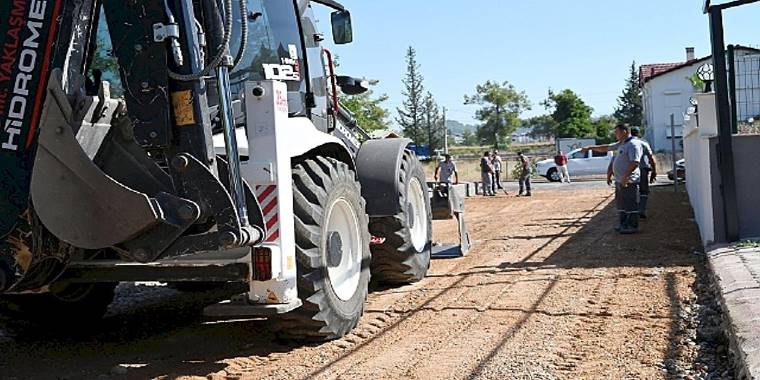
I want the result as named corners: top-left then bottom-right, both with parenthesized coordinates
top-left (31, 72), bottom-right (163, 249)
top-left (428, 183), bottom-right (472, 258)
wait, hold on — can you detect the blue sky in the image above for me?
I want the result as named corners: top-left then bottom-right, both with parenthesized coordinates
top-left (315, 0), bottom-right (760, 126)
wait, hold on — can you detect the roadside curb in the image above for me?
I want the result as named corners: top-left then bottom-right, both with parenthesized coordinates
top-left (706, 244), bottom-right (760, 379)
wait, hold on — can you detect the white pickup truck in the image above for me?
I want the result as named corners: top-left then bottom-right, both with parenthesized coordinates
top-left (536, 148), bottom-right (614, 182)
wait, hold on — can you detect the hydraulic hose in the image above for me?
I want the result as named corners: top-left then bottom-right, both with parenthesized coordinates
top-left (168, 0), bottom-right (234, 81)
top-left (232, 0), bottom-right (247, 67)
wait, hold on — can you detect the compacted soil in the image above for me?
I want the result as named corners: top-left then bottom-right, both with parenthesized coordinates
top-left (0, 184), bottom-right (727, 380)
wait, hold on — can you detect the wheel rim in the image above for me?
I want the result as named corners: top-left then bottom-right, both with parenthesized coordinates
top-left (325, 198), bottom-right (362, 301)
top-left (408, 178), bottom-right (428, 252)
top-left (550, 170), bottom-right (560, 181)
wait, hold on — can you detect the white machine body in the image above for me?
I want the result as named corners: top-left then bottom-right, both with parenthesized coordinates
top-left (227, 80), bottom-right (351, 306)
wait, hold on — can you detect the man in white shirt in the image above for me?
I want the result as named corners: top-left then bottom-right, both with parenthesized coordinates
top-left (492, 150), bottom-right (503, 192)
top-left (434, 154), bottom-right (459, 184)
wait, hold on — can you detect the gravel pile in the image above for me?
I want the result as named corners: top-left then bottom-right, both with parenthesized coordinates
top-left (105, 282), bottom-right (181, 317)
top-left (667, 253), bottom-right (735, 380)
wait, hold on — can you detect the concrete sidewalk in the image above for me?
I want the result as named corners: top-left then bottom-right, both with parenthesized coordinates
top-left (708, 244), bottom-right (760, 379)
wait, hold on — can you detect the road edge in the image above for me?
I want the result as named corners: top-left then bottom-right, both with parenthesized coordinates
top-left (706, 244), bottom-right (760, 379)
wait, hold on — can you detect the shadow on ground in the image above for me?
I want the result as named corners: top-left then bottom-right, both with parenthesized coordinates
top-left (0, 187), bottom-right (710, 380)
top-left (0, 284), bottom-right (308, 379)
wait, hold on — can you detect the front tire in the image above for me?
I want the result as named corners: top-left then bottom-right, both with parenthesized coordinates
top-left (369, 150), bottom-right (432, 284)
top-left (547, 168), bottom-right (561, 182)
top-left (271, 156), bottom-right (370, 341)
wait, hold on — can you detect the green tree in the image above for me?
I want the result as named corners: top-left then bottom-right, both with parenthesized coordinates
top-left (464, 80), bottom-right (531, 149)
top-left (542, 89), bottom-right (594, 138)
top-left (341, 79), bottom-right (391, 132)
top-left (90, 36), bottom-right (122, 96)
top-left (422, 92), bottom-right (443, 151)
top-left (592, 115), bottom-right (617, 144)
top-left (461, 130), bottom-right (478, 146)
top-left (396, 47), bottom-right (426, 144)
top-left (613, 62), bottom-right (643, 126)
top-left (523, 114), bottom-right (557, 139)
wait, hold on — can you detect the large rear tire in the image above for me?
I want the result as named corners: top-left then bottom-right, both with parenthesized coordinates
top-left (369, 150), bottom-right (432, 284)
top-left (271, 156), bottom-right (370, 341)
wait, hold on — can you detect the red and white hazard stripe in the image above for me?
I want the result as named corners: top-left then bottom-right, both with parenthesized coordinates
top-left (255, 185), bottom-right (280, 242)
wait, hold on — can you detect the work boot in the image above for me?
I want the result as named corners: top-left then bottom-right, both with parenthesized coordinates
top-left (628, 213), bottom-right (640, 230)
top-left (525, 192), bottom-right (532, 197)
top-left (620, 225), bottom-right (638, 234)
top-left (639, 196), bottom-right (649, 219)
top-left (615, 211), bottom-right (626, 231)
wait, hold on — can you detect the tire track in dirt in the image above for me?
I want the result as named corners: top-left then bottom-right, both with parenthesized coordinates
top-left (319, 194), bottom-right (611, 379)
top-left (385, 197), bottom-right (613, 378)
top-left (330, 273), bottom-right (559, 379)
top-left (212, 187), bottom-right (690, 380)
top-left (230, 195), bottom-right (588, 379)
top-left (551, 276), bottom-right (618, 375)
top-left (397, 193), bottom-right (616, 379)
top-left (301, 257), bottom-right (515, 379)
top-left (220, 198), bottom-right (534, 379)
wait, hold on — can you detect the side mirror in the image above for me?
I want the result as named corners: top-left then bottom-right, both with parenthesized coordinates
top-left (337, 76), bottom-right (369, 95)
top-left (331, 10), bottom-right (353, 44)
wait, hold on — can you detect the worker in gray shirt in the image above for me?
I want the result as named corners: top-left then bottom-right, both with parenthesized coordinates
top-left (631, 127), bottom-right (657, 218)
top-left (480, 151), bottom-right (495, 196)
top-left (582, 124), bottom-right (643, 233)
top-left (435, 154), bottom-right (459, 184)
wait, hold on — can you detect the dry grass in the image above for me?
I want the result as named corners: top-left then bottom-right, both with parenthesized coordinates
top-left (425, 152), bottom-right (682, 183)
top-left (424, 158), bottom-right (524, 182)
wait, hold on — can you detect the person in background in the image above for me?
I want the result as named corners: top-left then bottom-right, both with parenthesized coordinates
top-left (434, 154), bottom-right (459, 184)
top-left (492, 150), bottom-right (503, 192)
top-left (480, 151), bottom-right (495, 196)
top-left (583, 124), bottom-right (643, 234)
top-left (554, 150), bottom-right (570, 183)
top-left (517, 151), bottom-right (532, 197)
top-left (630, 127), bottom-right (657, 218)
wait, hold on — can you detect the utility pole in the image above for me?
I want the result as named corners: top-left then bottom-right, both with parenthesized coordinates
top-left (670, 114), bottom-right (678, 193)
top-left (442, 107), bottom-right (448, 154)
top-left (495, 104), bottom-right (501, 150)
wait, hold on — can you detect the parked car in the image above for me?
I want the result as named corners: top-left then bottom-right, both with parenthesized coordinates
top-left (536, 148), bottom-right (614, 182)
top-left (667, 159), bottom-right (686, 181)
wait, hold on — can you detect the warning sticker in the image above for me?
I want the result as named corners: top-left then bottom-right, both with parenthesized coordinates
top-left (171, 90), bottom-right (195, 126)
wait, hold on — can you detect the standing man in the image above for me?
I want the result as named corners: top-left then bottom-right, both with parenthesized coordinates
top-left (583, 124), bottom-right (643, 234)
top-left (434, 154), bottom-right (459, 184)
top-left (554, 150), bottom-right (571, 183)
top-left (631, 127), bottom-right (657, 218)
top-left (492, 150), bottom-right (504, 192)
top-left (517, 152), bottom-right (532, 197)
top-left (480, 151), bottom-right (495, 196)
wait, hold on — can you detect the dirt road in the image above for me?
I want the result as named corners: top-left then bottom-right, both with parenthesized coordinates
top-left (0, 185), bottom-right (722, 379)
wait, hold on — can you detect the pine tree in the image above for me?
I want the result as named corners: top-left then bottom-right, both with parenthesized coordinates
top-left (396, 47), bottom-right (426, 144)
top-left (613, 61), bottom-right (643, 127)
top-left (422, 92), bottom-right (442, 151)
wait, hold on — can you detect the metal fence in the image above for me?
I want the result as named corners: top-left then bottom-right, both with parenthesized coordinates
top-left (729, 48), bottom-right (760, 133)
